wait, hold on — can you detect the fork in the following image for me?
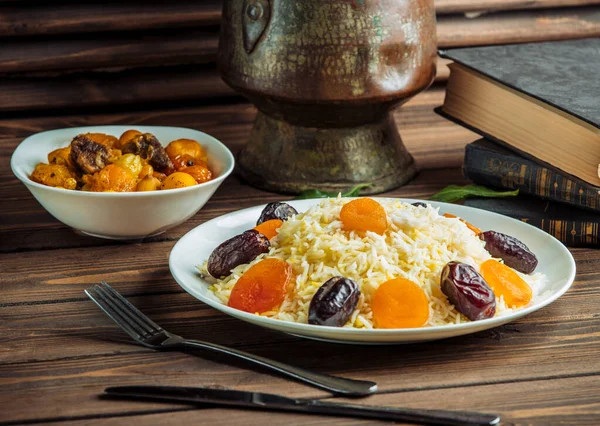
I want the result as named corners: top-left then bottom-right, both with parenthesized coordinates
top-left (85, 282), bottom-right (378, 397)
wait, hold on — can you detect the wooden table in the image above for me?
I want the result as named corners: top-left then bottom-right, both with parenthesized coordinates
top-left (2, 91), bottom-right (599, 425)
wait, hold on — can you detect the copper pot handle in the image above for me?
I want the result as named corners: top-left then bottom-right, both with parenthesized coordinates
top-left (242, 0), bottom-right (271, 53)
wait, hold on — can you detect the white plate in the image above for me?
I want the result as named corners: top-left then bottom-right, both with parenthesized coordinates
top-left (169, 198), bottom-right (576, 344)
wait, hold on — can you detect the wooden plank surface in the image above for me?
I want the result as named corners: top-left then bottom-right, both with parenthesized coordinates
top-left (1, 183), bottom-right (599, 424)
top-left (437, 5), bottom-right (600, 47)
top-left (1, 318), bottom-right (599, 424)
top-left (2, 0), bottom-right (598, 39)
top-left (0, 66), bottom-right (231, 113)
top-left (0, 1), bottom-right (223, 37)
top-left (24, 375), bottom-right (600, 426)
top-left (1, 7), bottom-right (599, 75)
top-left (0, 5), bottom-right (596, 114)
top-left (1, 154), bottom-right (599, 423)
top-left (0, 29), bottom-right (218, 75)
top-left (0, 59), bottom-right (451, 114)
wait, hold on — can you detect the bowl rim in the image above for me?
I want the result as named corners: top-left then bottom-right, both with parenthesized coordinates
top-left (10, 125), bottom-right (235, 197)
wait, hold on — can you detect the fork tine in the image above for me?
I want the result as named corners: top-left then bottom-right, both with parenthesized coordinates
top-left (94, 284), bottom-right (156, 337)
top-left (85, 286), bottom-right (144, 341)
top-left (99, 282), bottom-right (163, 333)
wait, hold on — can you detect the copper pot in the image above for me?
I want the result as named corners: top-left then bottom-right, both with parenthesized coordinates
top-left (218, 0), bottom-right (437, 194)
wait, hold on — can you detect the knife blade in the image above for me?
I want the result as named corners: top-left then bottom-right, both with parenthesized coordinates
top-left (104, 386), bottom-right (500, 426)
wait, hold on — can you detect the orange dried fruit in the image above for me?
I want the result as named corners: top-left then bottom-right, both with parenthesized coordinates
top-left (30, 163), bottom-right (77, 190)
top-left (253, 219), bottom-right (283, 240)
top-left (228, 258), bottom-right (292, 313)
top-left (136, 176), bottom-right (162, 192)
top-left (152, 171), bottom-right (167, 182)
top-left (117, 129), bottom-right (142, 149)
top-left (372, 278), bottom-right (429, 328)
top-left (138, 164), bottom-right (154, 179)
top-left (89, 164), bottom-right (137, 192)
top-left (340, 198), bottom-right (388, 235)
top-left (171, 154), bottom-right (205, 170)
top-left (166, 139), bottom-right (207, 163)
top-left (443, 213), bottom-right (482, 235)
top-left (480, 259), bottom-right (532, 308)
top-left (47, 146), bottom-right (74, 169)
top-left (161, 172), bottom-right (198, 190)
top-left (179, 165), bottom-right (212, 184)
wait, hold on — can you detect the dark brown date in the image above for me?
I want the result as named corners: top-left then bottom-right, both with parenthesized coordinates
top-left (480, 231), bottom-right (538, 274)
top-left (207, 230), bottom-right (270, 278)
top-left (121, 133), bottom-right (173, 172)
top-left (257, 202), bottom-right (298, 225)
top-left (308, 277), bottom-right (360, 327)
top-left (411, 202), bottom-right (427, 208)
top-left (441, 261), bottom-right (496, 321)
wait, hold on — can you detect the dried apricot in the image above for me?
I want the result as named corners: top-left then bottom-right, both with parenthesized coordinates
top-left (152, 171), bottom-right (167, 182)
top-left (480, 259), bottom-right (532, 308)
top-left (228, 258), bottom-right (292, 313)
top-left (179, 165), bottom-right (212, 184)
top-left (443, 213), bottom-right (482, 235)
top-left (89, 164), bottom-right (137, 192)
top-left (372, 278), bottom-right (429, 328)
top-left (117, 129), bottom-right (142, 149)
top-left (172, 154), bottom-right (207, 171)
top-left (340, 198), bottom-right (388, 235)
top-left (31, 163), bottom-right (77, 190)
top-left (47, 146), bottom-right (74, 169)
top-left (161, 172), bottom-right (197, 190)
top-left (136, 176), bottom-right (161, 192)
top-left (166, 139), bottom-right (207, 163)
top-left (253, 219), bottom-right (283, 240)
top-left (138, 164), bottom-right (154, 179)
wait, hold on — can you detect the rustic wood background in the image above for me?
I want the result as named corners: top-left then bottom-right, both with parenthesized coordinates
top-left (0, 0), bottom-right (598, 113)
top-left (2, 1), bottom-right (600, 425)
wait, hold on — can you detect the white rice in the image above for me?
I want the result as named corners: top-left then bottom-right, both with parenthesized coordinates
top-left (203, 198), bottom-right (545, 328)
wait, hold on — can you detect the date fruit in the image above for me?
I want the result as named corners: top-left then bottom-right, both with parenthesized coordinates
top-left (257, 202), bottom-right (298, 225)
top-left (308, 277), bottom-right (360, 327)
top-left (441, 261), bottom-right (496, 321)
top-left (480, 231), bottom-right (538, 274)
top-left (207, 230), bottom-right (270, 278)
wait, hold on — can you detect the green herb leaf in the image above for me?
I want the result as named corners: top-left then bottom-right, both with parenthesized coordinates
top-left (294, 189), bottom-right (331, 200)
top-left (342, 183), bottom-right (373, 197)
top-left (429, 184), bottom-right (519, 203)
top-left (294, 183), bottom-right (373, 200)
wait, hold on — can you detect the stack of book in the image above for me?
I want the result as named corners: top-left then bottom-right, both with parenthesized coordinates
top-left (437, 38), bottom-right (600, 247)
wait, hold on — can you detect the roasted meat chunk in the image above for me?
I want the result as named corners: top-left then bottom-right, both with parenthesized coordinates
top-left (120, 133), bottom-right (174, 172)
top-left (69, 134), bottom-right (109, 174)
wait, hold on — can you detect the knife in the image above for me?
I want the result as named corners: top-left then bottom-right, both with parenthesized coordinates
top-left (104, 386), bottom-right (500, 426)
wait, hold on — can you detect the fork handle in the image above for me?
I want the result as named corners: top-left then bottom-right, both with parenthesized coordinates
top-left (174, 340), bottom-right (377, 397)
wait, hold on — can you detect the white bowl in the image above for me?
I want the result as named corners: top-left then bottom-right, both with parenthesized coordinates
top-left (11, 125), bottom-right (235, 239)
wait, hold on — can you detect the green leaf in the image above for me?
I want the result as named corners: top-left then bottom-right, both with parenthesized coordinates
top-left (429, 184), bottom-right (519, 203)
top-left (294, 189), bottom-right (331, 200)
top-left (294, 183), bottom-right (373, 200)
top-left (342, 183), bottom-right (373, 197)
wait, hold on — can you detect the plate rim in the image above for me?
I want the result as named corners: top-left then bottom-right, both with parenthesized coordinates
top-left (169, 197), bottom-right (576, 340)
